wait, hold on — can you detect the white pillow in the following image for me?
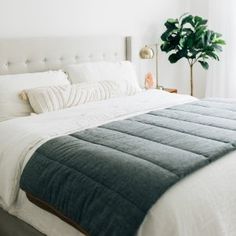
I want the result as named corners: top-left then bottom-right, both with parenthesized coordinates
top-left (0, 70), bottom-right (70, 121)
top-left (23, 80), bottom-right (122, 114)
top-left (64, 61), bottom-right (141, 96)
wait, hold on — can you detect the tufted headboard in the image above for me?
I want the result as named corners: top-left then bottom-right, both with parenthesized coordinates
top-left (0, 36), bottom-right (132, 75)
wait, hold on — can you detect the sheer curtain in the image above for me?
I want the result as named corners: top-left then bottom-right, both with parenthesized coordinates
top-left (206, 0), bottom-right (236, 98)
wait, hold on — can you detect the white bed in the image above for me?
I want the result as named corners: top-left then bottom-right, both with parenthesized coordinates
top-left (1, 37), bottom-right (236, 236)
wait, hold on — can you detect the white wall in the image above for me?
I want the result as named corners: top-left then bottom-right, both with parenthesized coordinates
top-left (0, 0), bottom-right (193, 94)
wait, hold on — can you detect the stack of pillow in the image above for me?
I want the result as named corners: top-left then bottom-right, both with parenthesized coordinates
top-left (0, 61), bottom-right (141, 121)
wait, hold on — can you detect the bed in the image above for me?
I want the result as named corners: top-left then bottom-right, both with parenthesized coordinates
top-left (0, 36), bottom-right (236, 236)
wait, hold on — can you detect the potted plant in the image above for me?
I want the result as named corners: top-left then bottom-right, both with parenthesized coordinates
top-left (160, 14), bottom-right (225, 96)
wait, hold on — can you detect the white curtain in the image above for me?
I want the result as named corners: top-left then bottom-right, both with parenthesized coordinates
top-left (206, 0), bottom-right (236, 98)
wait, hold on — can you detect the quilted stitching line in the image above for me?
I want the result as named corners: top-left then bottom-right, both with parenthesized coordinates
top-left (99, 126), bottom-right (210, 159)
top-left (70, 133), bottom-right (180, 179)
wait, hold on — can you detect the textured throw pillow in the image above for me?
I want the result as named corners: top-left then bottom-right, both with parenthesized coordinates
top-left (0, 70), bottom-right (70, 122)
top-left (64, 61), bottom-right (141, 96)
top-left (22, 80), bottom-right (123, 114)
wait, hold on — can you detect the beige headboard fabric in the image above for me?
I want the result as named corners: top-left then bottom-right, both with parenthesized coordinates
top-left (0, 36), bottom-right (132, 75)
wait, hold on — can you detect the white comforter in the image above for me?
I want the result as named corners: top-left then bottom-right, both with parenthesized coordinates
top-left (1, 90), bottom-right (236, 236)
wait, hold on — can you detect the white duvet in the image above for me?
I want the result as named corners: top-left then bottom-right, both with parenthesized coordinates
top-left (1, 90), bottom-right (236, 236)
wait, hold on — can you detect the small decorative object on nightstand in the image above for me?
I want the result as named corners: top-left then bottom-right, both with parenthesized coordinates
top-left (139, 43), bottom-right (164, 89)
top-left (164, 88), bottom-right (177, 93)
top-left (144, 72), bottom-right (156, 89)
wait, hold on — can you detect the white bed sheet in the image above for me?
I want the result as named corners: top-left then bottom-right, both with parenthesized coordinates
top-left (1, 90), bottom-right (236, 236)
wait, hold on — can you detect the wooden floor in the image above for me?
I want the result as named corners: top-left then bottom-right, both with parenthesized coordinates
top-left (0, 207), bottom-right (44, 236)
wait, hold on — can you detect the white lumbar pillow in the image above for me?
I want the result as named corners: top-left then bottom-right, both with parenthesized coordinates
top-left (64, 61), bottom-right (141, 96)
top-left (22, 80), bottom-right (123, 114)
top-left (0, 70), bottom-right (70, 122)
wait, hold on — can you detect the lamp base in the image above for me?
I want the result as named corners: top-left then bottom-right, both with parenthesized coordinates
top-left (157, 85), bottom-right (165, 90)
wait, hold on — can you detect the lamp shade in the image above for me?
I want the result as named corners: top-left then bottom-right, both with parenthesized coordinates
top-left (139, 45), bottom-right (154, 59)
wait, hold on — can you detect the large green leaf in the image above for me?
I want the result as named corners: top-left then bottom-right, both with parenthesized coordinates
top-left (188, 48), bottom-right (201, 59)
top-left (160, 42), bottom-right (176, 53)
top-left (182, 28), bottom-right (194, 35)
top-left (168, 34), bottom-right (181, 48)
top-left (195, 28), bottom-right (205, 39)
top-left (212, 44), bottom-right (223, 51)
top-left (169, 53), bottom-right (181, 63)
top-left (167, 18), bottom-right (178, 24)
top-left (198, 60), bottom-right (209, 70)
top-left (168, 50), bottom-right (187, 63)
top-left (181, 14), bottom-right (194, 26)
top-left (164, 19), bottom-right (178, 31)
top-left (195, 35), bottom-right (205, 49)
top-left (186, 36), bottom-right (194, 48)
top-left (213, 39), bottom-right (226, 45)
top-left (161, 29), bottom-right (172, 41)
top-left (205, 51), bottom-right (219, 60)
top-left (194, 16), bottom-right (208, 27)
top-left (179, 37), bottom-right (187, 48)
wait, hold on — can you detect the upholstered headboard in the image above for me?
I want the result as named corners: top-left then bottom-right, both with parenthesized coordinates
top-left (0, 36), bottom-right (132, 75)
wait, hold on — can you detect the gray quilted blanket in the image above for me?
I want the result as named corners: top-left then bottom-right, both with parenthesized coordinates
top-left (20, 98), bottom-right (236, 236)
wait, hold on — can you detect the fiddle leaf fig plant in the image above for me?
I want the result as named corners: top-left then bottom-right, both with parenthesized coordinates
top-left (160, 14), bottom-right (225, 96)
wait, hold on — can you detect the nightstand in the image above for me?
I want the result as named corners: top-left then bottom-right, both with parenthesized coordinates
top-left (163, 88), bottom-right (177, 93)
